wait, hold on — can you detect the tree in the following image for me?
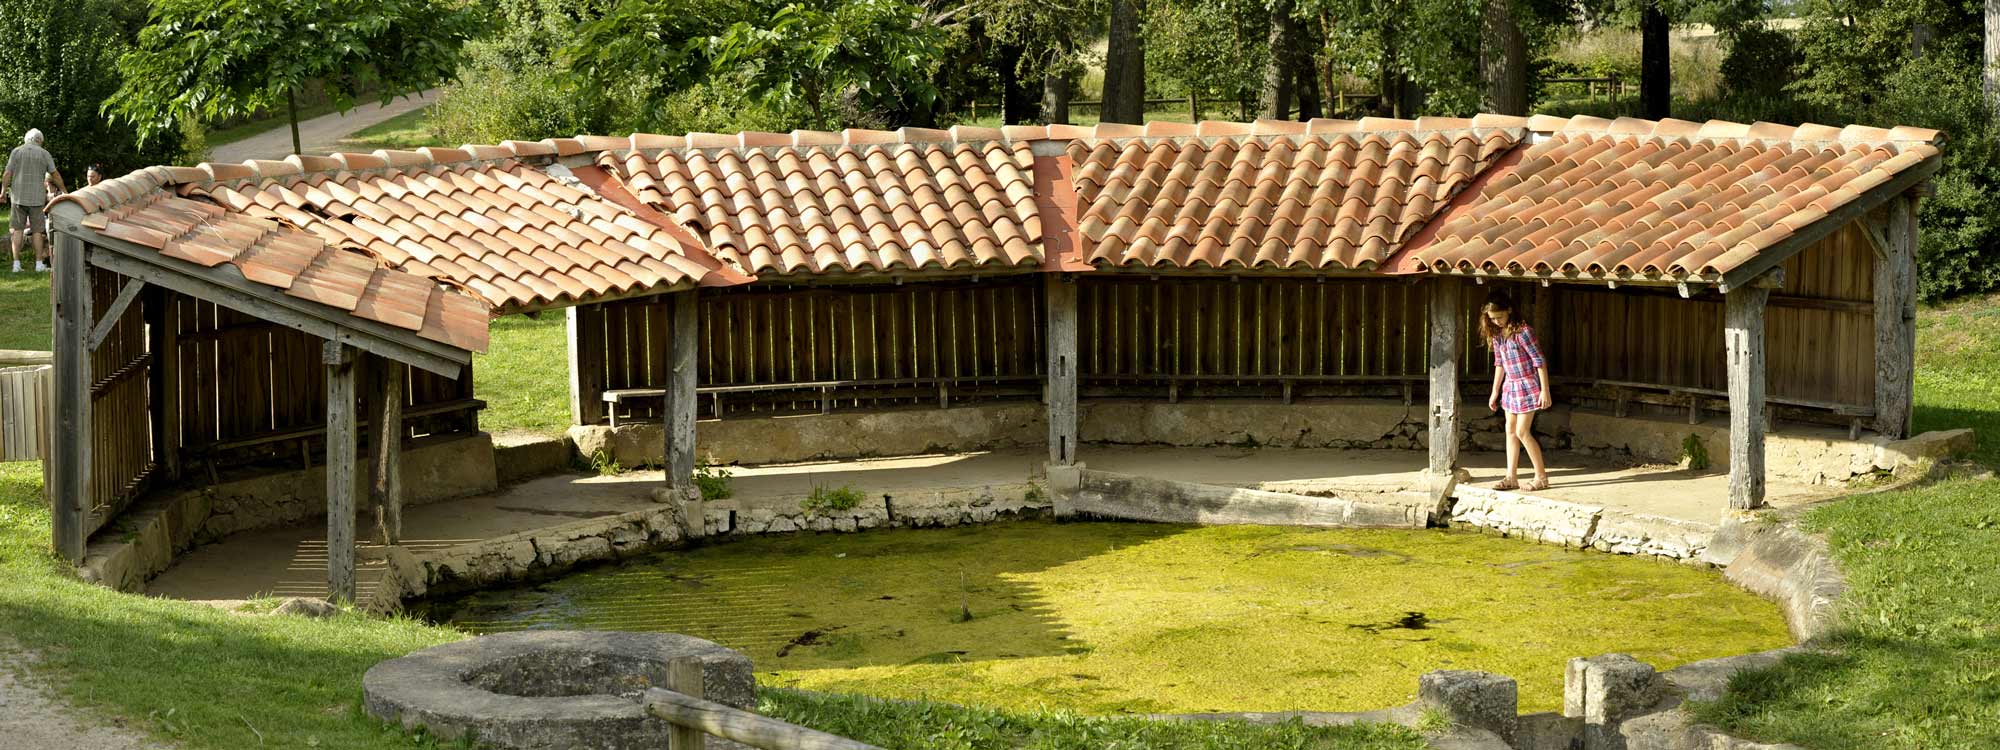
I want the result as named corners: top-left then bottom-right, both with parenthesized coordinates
top-left (1261, 0), bottom-right (1301, 118)
top-left (1149, 0), bottom-right (1265, 120)
top-left (108, 0), bottom-right (483, 155)
top-left (1481, 0), bottom-right (1526, 115)
top-left (983, 0), bottom-right (1104, 124)
top-left (0, 0), bottom-right (184, 178)
top-left (709, 0), bottom-right (946, 129)
top-left (1102, 0), bottom-right (1148, 123)
top-left (1986, 0), bottom-right (1999, 113)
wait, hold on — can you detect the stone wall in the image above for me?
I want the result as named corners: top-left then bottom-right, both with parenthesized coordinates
top-left (198, 432), bottom-right (499, 540)
top-left (1448, 487), bottom-right (1715, 561)
top-left (494, 433), bottom-right (575, 485)
top-left (1063, 469), bottom-right (1435, 528)
top-left (1565, 411), bottom-right (1973, 486)
top-left (703, 481), bottom-right (1047, 536)
top-left (569, 402), bottom-right (1046, 468)
top-left (1080, 399), bottom-right (1426, 449)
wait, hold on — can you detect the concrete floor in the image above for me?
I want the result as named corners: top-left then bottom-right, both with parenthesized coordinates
top-left (143, 447), bottom-right (1829, 606)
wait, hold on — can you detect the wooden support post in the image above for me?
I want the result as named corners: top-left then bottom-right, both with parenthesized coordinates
top-left (50, 232), bottom-right (90, 562)
top-left (145, 286), bottom-right (179, 480)
top-left (567, 304), bottom-right (602, 426)
top-left (664, 290), bottom-right (701, 533)
top-left (324, 340), bottom-right (359, 602)
top-left (370, 355), bottom-right (404, 545)
top-left (665, 658), bottom-right (707, 750)
top-left (1045, 274), bottom-right (1079, 466)
top-left (1427, 278), bottom-right (1463, 478)
top-left (1726, 285), bottom-right (1770, 510)
top-left (1873, 194), bottom-right (1919, 438)
top-left (1531, 283), bottom-right (1554, 372)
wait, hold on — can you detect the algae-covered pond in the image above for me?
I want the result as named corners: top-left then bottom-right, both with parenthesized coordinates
top-left (428, 521), bottom-right (1790, 714)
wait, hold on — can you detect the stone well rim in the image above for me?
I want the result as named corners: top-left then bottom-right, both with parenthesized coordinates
top-left (363, 630), bottom-right (744, 722)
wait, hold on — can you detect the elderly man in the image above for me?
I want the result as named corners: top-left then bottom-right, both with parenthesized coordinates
top-left (1, 128), bottom-right (65, 273)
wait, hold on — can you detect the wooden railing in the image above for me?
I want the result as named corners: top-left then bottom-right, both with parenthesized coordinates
top-left (644, 659), bottom-right (882, 750)
top-left (1545, 75), bottom-right (1627, 102)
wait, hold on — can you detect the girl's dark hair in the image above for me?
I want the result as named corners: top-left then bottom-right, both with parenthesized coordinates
top-left (1479, 290), bottom-right (1521, 345)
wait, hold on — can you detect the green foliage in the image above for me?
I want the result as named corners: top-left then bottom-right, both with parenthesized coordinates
top-left (800, 484), bottom-right (865, 515)
top-left (107, 0), bottom-right (483, 145)
top-left (1718, 23), bottom-right (1800, 102)
top-left (709, 0), bottom-right (946, 128)
top-left (759, 688), bottom-right (1428, 749)
top-left (1145, 0), bottom-right (1264, 107)
top-left (693, 456), bottom-right (734, 501)
top-left (584, 449), bottom-right (624, 476)
top-left (0, 0), bottom-right (188, 178)
top-left (1681, 433), bottom-right (1710, 471)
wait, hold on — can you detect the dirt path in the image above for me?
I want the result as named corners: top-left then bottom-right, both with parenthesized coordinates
top-left (209, 89), bottom-right (439, 163)
top-left (0, 644), bottom-right (169, 750)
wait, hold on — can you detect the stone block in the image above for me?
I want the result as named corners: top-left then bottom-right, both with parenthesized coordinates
top-left (1589, 509), bottom-right (1714, 561)
top-left (1418, 670), bottom-right (1519, 743)
top-left (1560, 656), bottom-right (1656, 748)
top-left (273, 597), bottom-right (340, 618)
top-left (1882, 428), bottom-right (1977, 472)
top-left (494, 433), bottom-right (575, 484)
top-left (1080, 399), bottom-right (1415, 448)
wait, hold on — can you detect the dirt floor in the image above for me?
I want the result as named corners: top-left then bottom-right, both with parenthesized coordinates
top-left (143, 446), bottom-right (1829, 607)
top-left (0, 643), bottom-right (168, 750)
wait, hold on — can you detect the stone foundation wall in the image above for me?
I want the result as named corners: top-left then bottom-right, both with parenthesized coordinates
top-left (1080, 400), bottom-right (1427, 449)
top-left (1063, 469), bottom-right (1436, 528)
top-left (570, 403), bottom-right (1047, 468)
top-left (703, 481), bottom-right (1048, 536)
top-left (1448, 487), bottom-right (1715, 561)
top-left (198, 432), bottom-right (499, 540)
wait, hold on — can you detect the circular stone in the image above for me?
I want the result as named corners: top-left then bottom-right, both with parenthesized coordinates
top-left (364, 630), bottom-right (756, 750)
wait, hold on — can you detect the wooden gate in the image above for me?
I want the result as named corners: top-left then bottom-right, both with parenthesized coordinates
top-left (0, 363), bottom-right (50, 462)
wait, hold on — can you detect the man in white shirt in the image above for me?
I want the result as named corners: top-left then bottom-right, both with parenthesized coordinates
top-left (1, 128), bottom-right (66, 273)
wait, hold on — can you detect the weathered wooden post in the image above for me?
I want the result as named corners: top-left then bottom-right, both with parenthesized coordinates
top-left (1427, 277), bottom-right (1464, 506)
top-left (145, 286), bottom-right (179, 481)
top-left (370, 354), bottom-right (404, 545)
top-left (1046, 274), bottom-right (1079, 467)
top-left (567, 303), bottom-right (604, 426)
top-left (665, 658), bottom-right (706, 750)
top-left (1873, 191), bottom-right (1920, 438)
top-left (1726, 282), bottom-right (1771, 510)
top-left (50, 230), bottom-right (90, 562)
top-left (325, 340), bottom-right (359, 602)
top-left (664, 290), bottom-right (703, 536)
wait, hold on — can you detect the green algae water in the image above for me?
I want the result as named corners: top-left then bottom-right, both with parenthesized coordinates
top-left (427, 521), bottom-right (1790, 714)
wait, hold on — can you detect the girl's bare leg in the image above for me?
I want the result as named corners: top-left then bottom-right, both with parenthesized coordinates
top-left (1516, 411), bottom-right (1549, 490)
top-left (1501, 411), bottom-right (1522, 489)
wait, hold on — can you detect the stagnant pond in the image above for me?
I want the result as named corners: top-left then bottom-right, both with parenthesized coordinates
top-left (423, 521), bottom-right (1790, 714)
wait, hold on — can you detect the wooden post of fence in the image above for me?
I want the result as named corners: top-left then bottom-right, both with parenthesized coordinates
top-left (664, 290), bottom-right (703, 536)
top-left (1426, 277), bottom-right (1464, 504)
top-left (1726, 282), bottom-right (1771, 511)
top-left (1873, 192), bottom-right (1919, 438)
top-left (145, 286), bottom-right (179, 480)
top-left (1045, 274), bottom-right (1079, 466)
top-left (324, 340), bottom-right (359, 602)
top-left (369, 354), bottom-right (404, 545)
top-left (1188, 92), bottom-right (1200, 122)
top-left (50, 231), bottom-right (90, 562)
top-left (666, 658), bottom-right (706, 750)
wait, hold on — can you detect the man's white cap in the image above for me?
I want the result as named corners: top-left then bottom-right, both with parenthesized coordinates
top-left (22, 129), bottom-right (40, 145)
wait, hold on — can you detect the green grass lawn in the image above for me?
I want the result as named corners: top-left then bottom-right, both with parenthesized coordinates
top-left (335, 107), bottom-right (442, 152)
top-left (0, 272), bottom-right (49, 350)
top-left (203, 100), bottom-right (357, 148)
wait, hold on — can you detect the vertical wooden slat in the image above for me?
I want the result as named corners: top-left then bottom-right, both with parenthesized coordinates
top-left (51, 233), bottom-right (89, 561)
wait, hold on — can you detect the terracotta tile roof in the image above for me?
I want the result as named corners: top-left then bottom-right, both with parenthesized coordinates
top-left (1394, 115), bottom-right (1945, 283)
top-left (600, 139), bottom-right (1045, 276)
top-left (1066, 127), bottom-right (1522, 270)
top-left (65, 168), bottom-right (488, 352)
top-left (178, 153), bottom-right (722, 313)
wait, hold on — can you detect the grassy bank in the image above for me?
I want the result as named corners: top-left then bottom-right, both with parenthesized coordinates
top-left (1689, 292), bottom-right (2000, 749)
top-left (335, 107), bottom-right (441, 152)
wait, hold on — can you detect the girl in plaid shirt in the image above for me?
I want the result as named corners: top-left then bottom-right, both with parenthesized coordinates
top-left (1481, 292), bottom-right (1551, 491)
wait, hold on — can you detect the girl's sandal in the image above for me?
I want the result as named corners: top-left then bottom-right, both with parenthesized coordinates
top-left (1494, 478), bottom-right (1520, 491)
top-left (1524, 478), bottom-right (1549, 492)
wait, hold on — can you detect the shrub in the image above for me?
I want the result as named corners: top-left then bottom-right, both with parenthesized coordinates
top-left (1719, 24), bottom-right (1801, 102)
top-left (800, 485), bottom-right (864, 515)
top-left (693, 457), bottom-right (733, 501)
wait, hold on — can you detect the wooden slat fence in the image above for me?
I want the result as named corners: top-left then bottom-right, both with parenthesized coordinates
top-left (84, 266), bottom-right (151, 535)
top-left (164, 288), bottom-right (477, 470)
top-left (578, 278), bottom-right (1046, 422)
top-left (0, 364), bottom-right (49, 462)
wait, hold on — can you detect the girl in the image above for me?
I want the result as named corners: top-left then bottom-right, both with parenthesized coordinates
top-left (1482, 291), bottom-right (1551, 491)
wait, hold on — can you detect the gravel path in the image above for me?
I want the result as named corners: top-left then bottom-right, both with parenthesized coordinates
top-left (209, 88), bottom-right (439, 163)
top-left (0, 645), bottom-right (169, 750)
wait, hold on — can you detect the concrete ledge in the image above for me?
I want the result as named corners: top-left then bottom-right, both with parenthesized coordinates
top-left (494, 433), bottom-right (574, 485)
top-left (410, 502), bottom-right (690, 598)
top-left (1068, 469), bottom-right (1433, 528)
top-left (1081, 399), bottom-right (1422, 449)
top-left (705, 482), bottom-right (1048, 536)
top-left (1449, 487), bottom-right (1713, 561)
top-left (1701, 518), bottom-right (1847, 642)
top-left (200, 432), bottom-right (499, 541)
top-left (570, 403), bottom-right (1047, 468)
top-left (76, 487), bottom-right (213, 592)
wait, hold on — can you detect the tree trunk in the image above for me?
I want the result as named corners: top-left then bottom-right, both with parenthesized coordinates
top-left (1042, 72), bottom-right (1073, 124)
top-left (1102, 0), bottom-right (1147, 124)
top-left (1261, 0), bottom-right (1298, 120)
top-left (1295, 60), bottom-right (1322, 120)
top-left (1640, 0), bottom-right (1671, 119)
top-left (999, 44), bottom-right (1038, 125)
top-left (1987, 0), bottom-right (2000, 114)
top-left (1481, 0), bottom-right (1528, 115)
top-left (287, 89), bottom-right (302, 156)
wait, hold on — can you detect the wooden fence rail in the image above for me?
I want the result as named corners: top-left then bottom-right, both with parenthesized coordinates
top-left (0, 364), bottom-right (50, 462)
top-left (644, 660), bottom-right (882, 750)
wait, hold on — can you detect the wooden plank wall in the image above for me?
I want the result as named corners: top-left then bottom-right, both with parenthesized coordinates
top-left (586, 278), bottom-right (1046, 419)
top-left (1078, 276), bottom-right (1430, 396)
top-left (160, 288), bottom-right (474, 468)
top-left (1539, 223), bottom-right (1876, 409)
top-left (84, 266), bottom-right (150, 535)
top-left (0, 364), bottom-right (49, 462)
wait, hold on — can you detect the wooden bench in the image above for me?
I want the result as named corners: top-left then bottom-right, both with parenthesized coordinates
top-left (1559, 377), bottom-right (1874, 437)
